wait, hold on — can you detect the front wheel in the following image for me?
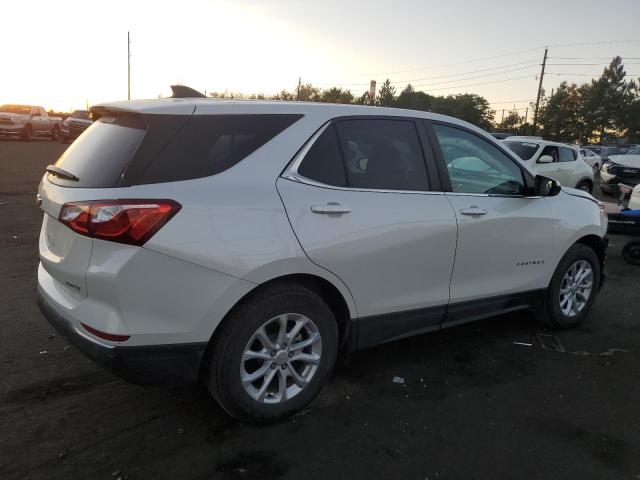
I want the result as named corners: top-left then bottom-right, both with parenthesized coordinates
top-left (575, 180), bottom-right (593, 194)
top-left (535, 244), bottom-right (601, 328)
top-left (204, 282), bottom-right (339, 423)
top-left (622, 241), bottom-right (640, 265)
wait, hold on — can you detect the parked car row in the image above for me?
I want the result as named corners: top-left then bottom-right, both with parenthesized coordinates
top-left (0, 105), bottom-right (93, 142)
top-left (0, 105), bottom-right (63, 141)
top-left (501, 136), bottom-right (594, 193)
top-left (600, 145), bottom-right (640, 196)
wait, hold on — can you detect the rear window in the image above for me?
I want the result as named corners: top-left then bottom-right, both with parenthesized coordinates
top-left (50, 115), bottom-right (146, 188)
top-left (49, 113), bottom-right (302, 188)
top-left (137, 114), bottom-right (302, 184)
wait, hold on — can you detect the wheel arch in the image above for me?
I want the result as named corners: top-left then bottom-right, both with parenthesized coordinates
top-left (200, 272), bottom-right (356, 381)
top-left (575, 234), bottom-right (607, 281)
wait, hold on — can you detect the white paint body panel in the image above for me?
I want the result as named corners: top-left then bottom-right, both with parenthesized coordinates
top-left (37, 99), bottom-right (607, 350)
top-left (277, 179), bottom-right (457, 317)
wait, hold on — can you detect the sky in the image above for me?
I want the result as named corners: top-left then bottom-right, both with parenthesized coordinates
top-left (2, 0), bottom-right (640, 117)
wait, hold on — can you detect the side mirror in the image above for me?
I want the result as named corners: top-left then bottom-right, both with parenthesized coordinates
top-left (537, 154), bottom-right (554, 164)
top-left (534, 175), bottom-right (561, 196)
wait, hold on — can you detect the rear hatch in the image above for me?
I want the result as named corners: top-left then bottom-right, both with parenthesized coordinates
top-left (38, 103), bottom-right (194, 299)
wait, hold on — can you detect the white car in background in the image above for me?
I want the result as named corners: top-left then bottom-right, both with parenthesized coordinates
top-left (579, 147), bottom-right (602, 174)
top-left (629, 185), bottom-right (640, 210)
top-left (503, 137), bottom-right (594, 193)
top-left (37, 99), bottom-right (608, 422)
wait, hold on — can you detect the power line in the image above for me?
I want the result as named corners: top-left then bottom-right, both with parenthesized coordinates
top-left (549, 56), bottom-right (640, 60)
top-left (546, 62), bottom-right (640, 66)
top-left (546, 72), bottom-right (640, 76)
top-left (397, 64), bottom-right (540, 88)
top-left (489, 99), bottom-right (535, 105)
top-left (415, 74), bottom-right (536, 91)
top-left (390, 59), bottom-right (540, 84)
top-left (357, 46), bottom-right (545, 77)
top-left (549, 39), bottom-right (640, 48)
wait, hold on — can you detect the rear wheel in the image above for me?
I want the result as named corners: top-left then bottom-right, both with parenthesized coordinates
top-left (535, 244), bottom-right (600, 328)
top-left (51, 126), bottom-right (61, 142)
top-left (622, 241), bottom-right (640, 265)
top-left (575, 179), bottom-right (593, 194)
top-left (20, 125), bottom-right (31, 142)
top-left (204, 282), bottom-right (339, 423)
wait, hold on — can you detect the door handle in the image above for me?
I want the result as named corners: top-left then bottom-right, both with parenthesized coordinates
top-left (460, 206), bottom-right (487, 216)
top-left (311, 203), bottom-right (351, 215)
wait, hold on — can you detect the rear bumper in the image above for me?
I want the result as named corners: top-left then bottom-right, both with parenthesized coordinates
top-left (38, 288), bottom-right (207, 385)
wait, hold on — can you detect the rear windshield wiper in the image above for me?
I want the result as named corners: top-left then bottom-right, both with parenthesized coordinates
top-left (46, 165), bottom-right (79, 182)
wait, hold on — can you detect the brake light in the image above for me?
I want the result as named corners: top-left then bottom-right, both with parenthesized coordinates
top-left (59, 199), bottom-right (181, 246)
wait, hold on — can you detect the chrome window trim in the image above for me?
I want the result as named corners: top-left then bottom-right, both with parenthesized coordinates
top-left (282, 120), bottom-right (442, 196)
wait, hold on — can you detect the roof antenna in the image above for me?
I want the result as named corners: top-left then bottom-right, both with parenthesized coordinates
top-left (170, 85), bottom-right (206, 98)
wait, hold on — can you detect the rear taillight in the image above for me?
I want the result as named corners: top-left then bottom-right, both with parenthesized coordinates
top-left (59, 199), bottom-right (181, 246)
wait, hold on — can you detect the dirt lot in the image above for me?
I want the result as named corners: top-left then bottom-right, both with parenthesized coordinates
top-left (1, 139), bottom-right (639, 480)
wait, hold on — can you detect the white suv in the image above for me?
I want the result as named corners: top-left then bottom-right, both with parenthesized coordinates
top-left (503, 137), bottom-right (594, 192)
top-left (37, 100), bottom-right (608, 422)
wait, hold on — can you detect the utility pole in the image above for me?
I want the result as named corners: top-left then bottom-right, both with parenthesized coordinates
top-left (296, 77), bottom-right (301, 101)
top-left (532, 47), bottom-right (548, 136)
top-left (501, 109), bottom-right (505, 124)
top-left (127, 32), bottom-right (131, 100)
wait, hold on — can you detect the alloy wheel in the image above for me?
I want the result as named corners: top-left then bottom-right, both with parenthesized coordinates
top-left (240, 313), bottom-right (322, 404)
top-left (559, 260), bottom-right (593, 317)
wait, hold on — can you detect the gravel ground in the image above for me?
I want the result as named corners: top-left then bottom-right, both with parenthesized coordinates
top-left (1, 139), bottom-right (639, 480)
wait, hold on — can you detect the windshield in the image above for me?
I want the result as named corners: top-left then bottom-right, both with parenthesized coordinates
top-left (0, 104), bottom-right (30, 115)
top-left (70, 110), bottom-right (90, 120)
top-left (503, 141), bottom-right (539, 160)
top-left (603, 147), bottom-right (628, 157)
top-left (628, 146), bottom-right (640, 155)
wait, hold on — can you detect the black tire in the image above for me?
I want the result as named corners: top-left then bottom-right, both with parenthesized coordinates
top-left (20, 125), bottom-right (31, 142)
top-left (535, 243), bottom-right (601, 328)
top-left (575, 180), bottom-right (593, 194)
top-left (203, 282), bottom-right (339, 423)
top-left (622, 241), bottom-right (640, 265)
top-left (51, 126), bottom-right (60, 142)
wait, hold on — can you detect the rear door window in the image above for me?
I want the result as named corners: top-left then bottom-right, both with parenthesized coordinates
top-left (334, 119), bottom-right (429, 191)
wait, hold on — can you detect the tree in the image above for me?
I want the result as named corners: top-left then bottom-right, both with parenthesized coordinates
top-left (395, 84), bottom-right (434, 111)
top-left (499, 111), bottom-right (523, 132)
top-left (271, 90), bottom-right (296, 101)
top-left (431, 94), bottom-right (494, 131)
top-left (296, 83), bottom-right (321, 102)
top-left (376, 79), bottom-right (396, 107)
top-left (538, 82), bottom-right (584, 142)
top-left (319, 87), bottom-right (354, 104)
top-left (587, 56), bottom-right (636, 141)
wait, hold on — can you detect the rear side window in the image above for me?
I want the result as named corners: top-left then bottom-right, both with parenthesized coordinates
top-left (559, 147), bottom-right (577, 162)
top-left (50, 115), bottom-right (146, 188)
top-left (298, 125), bottom-right (347, 187)
top-left (137, 114), bottom-right (302, 184)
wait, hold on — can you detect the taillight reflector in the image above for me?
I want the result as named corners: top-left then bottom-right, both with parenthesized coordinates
top-left (81, 323), bottom-right (130, 342)
top-left (58, 199), bottom-right (181, 246)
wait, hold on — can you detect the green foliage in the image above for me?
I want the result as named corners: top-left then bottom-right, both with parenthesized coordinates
top-left (538, 57), bottom-right (638, 143)
top-left (376, 79), bottom-right (396, 107)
